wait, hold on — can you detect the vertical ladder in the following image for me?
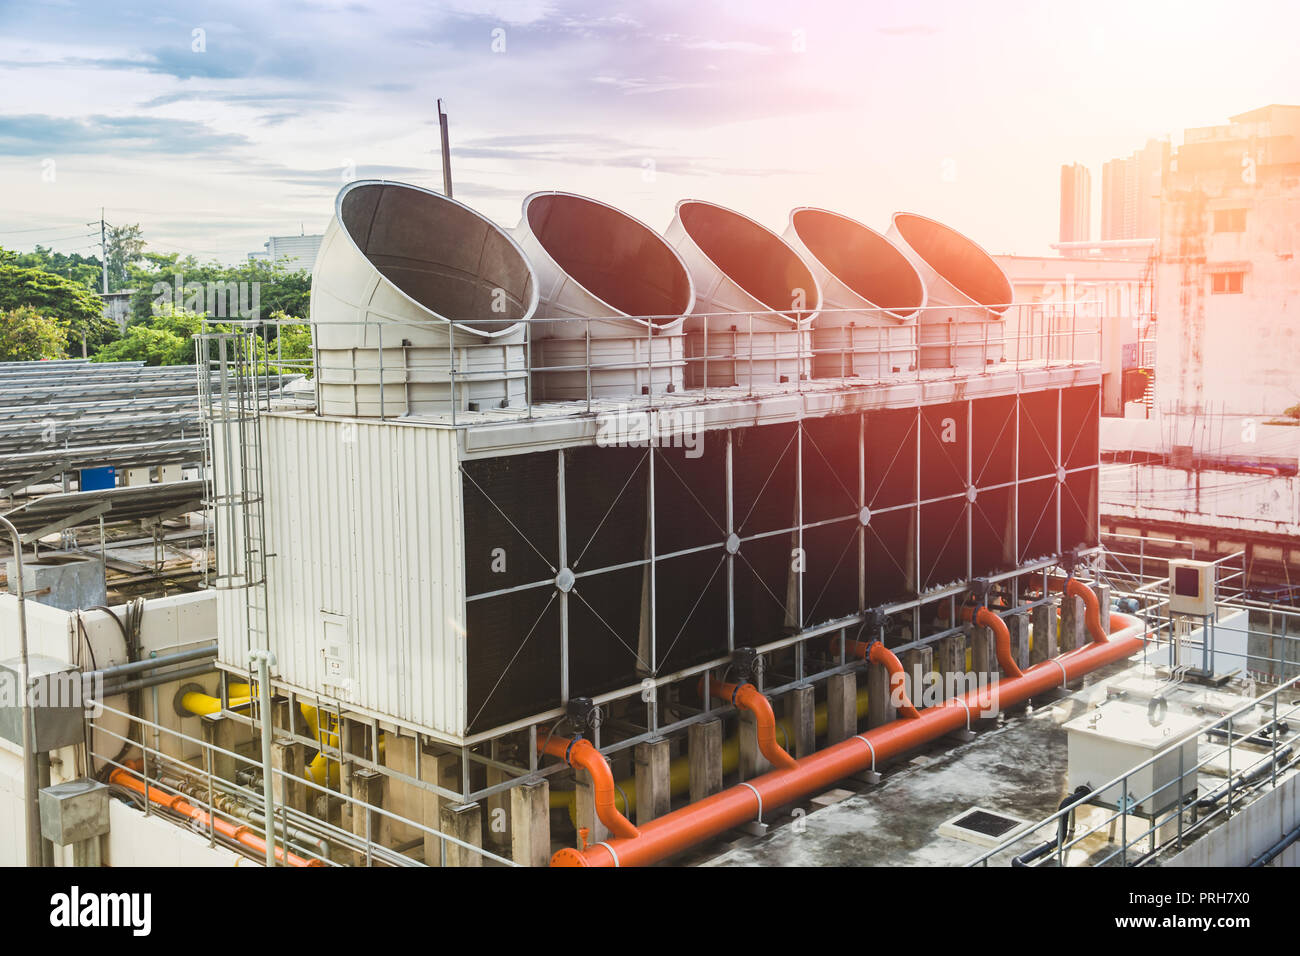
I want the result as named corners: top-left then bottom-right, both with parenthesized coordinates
top-left (197, 327), bottom-right (271, 660)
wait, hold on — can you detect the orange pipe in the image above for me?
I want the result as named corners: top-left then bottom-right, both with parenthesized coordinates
top-left (832, 638), bottom-right (922, 720)
top-left (1065, 578), bottom-right (1107, 644)
top-left (539, 734), bottom-right (640, 841)
top-left (1044, 577), bottom-right (1108, 645)
top-left (108, 767), bottom-right (324, 867)
top-left (551, 612), bottom-right (1144, 867)
top-left (701, 678), bottom-right (797, 770)
top-left (957, 606), bottom-right (1024, 679)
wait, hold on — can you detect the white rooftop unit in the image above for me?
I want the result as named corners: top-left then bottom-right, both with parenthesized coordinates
top-left (784, 207), bottom-right (924, 379)
top-left (887, 213), bottom-right (1013, 370)
top-left (665, 200), bottom-right (821, 388)
top-left (513, 191), bottom-right (694, 400)
top-left (311, 180), bottom-right (538, 417)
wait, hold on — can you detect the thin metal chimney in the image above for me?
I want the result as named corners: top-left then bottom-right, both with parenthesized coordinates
top-left (311, 180), bottom-right (537, 417)
top-left (886, 212), bottom-right (1013, 369)
top-left (665, 200), bottom-right (821, 389)
top-left (784, 207), bottom-right (924, 379)
top-left (513, 191), bottom-right (694, 400)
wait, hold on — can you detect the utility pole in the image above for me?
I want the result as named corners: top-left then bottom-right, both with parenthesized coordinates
top-left (100, 209), bottom-right (107, 293)
top-left (438, 99), bottom-right (453, 199)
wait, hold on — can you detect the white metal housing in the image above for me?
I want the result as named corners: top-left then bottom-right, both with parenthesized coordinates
top-left (665, 200), bottom-right (821, 388)
top-left (784, 206), bottom-right (924, 379)
top-left (311, 180), bottom-right (538, 417)
top-left (513, 191), bottom-right (694, 400)
top-left (887, 212), bottom-right (1013, 369)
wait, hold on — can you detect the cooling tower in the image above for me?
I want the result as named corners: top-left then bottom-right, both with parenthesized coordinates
top-left (665, 200), bottom-right (821, 388)
top-left (513, 191), bottom-right (694, 400)
top-left (886, 212), bottom-right (1013, 369)
top-left (311, 180), bottom-right (537, 417)
top-left (784, 207), bottom-right (924, 379)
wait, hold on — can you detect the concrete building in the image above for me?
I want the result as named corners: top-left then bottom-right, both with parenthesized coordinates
top-left (1099, 105), bottom-right (1300, 594)
top-left (248, 233), bottom-right (324, 271)
top-left (1058, 163), bottom-right (1091, 252)
top-left (995, 253), bottom-right (1152, 417)
top-left (97, 289), bottom-right (134, 333)
top-left (1101, 138), bottom-right (1169, 244)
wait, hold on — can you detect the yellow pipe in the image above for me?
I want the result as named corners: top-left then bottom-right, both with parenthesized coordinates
top-left (181, 692), bottom-right (250, 717)
top-left (550, 688), bottom-right (872, 820)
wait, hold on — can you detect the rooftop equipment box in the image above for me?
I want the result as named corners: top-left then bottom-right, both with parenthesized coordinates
top-left (1066, 701), bottom-right (1201, 817)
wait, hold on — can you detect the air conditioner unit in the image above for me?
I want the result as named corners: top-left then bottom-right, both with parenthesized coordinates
top-left (1168, 559), bottom-right (1215, 616)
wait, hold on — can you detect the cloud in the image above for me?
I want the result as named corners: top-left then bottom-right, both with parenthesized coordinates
top-left (0, 113), bottom-right (250, 156)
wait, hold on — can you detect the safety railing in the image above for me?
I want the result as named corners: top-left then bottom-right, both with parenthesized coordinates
top-left (968, 669), bottom-right (1300, 867)
top-left (215, 300), bottom-right (1105, 424)
top-left (86, 694), bottom-right (518, 867)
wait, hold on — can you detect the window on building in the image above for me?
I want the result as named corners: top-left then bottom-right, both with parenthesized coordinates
top-left (1210, 271), bottom-right (1245, 294)
top-left (1213, 208), bottom-right (1247, 233)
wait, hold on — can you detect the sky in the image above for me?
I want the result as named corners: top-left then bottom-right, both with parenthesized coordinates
top-left (1, 0), bottom-right (1298, 264)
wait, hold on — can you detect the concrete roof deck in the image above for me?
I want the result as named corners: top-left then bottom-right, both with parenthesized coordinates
top-left (696, 651), bottom-right (1297, 868)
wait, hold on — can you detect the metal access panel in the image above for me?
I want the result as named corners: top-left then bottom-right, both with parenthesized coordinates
top-left (0, 655), bottom-right (85, 752)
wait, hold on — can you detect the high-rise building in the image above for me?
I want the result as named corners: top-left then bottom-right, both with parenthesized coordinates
top-left (1101, 139), bottom-right (1168, 241)
top-left (1059, 163), bottom-right (1091, 251)
top-left (248, 233), bottom-right (324, 270)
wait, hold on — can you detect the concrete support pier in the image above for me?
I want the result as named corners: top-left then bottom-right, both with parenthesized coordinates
top-left (689, 718), bottom-right (723, 804)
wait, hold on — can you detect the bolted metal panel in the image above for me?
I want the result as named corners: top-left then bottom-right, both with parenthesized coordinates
top-left (784, 207), bottom-right (924, 379)
top-left (245, 413), bottom-right (467, 737)
top-left (665, 200), bottom-right (821, 388)
top-left (513, 191), bottom-right (694, 400)
top-left (311, 180), bottom-right (538, 417)
top-left (887, 212), bottom-right (1013, 369)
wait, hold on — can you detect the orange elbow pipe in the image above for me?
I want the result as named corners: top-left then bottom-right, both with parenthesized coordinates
top-left (108, 767), bottom-right (323, 867)
top-left (957, 606), bottom-right (1024, 679)
top-left (1065, 578), bottom-right (1107, 645)
top-left (702, 679), bottom-right (797, 770)
top-left (551, 613), bottom-right (1147, 867)
top-left (829, 637), bottom-right (921, 719)
top-left (540, 734), bottom-right (640, 841)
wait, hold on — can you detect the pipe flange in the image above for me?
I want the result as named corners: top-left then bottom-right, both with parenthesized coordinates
top-left (172, 682), bottom-right (206, 718)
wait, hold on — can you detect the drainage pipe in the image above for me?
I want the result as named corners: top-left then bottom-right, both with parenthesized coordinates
top-left (551, 610), bottom-right (1144, 866)
top-left (538, 734), bottom-right (639, 841)
top-left (249, 649), bottom-right (277, 867)
top-left (701, 678), bottom-right (797, 770)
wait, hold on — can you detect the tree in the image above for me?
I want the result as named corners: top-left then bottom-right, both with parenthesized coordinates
top-left (0, 305), bottom-right (69, 361)
top-left (0, 245), bottom-right (102, 291)
top-left (0, 263), bottom-right (117, 352)
top-left (106, 223), bottom-right (146, 291)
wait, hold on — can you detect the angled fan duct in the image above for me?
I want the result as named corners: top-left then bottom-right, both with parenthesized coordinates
top-left (886, 213), bottom-right (1013, 369)
top-left (784, 207), bottom-right (924, 379)
top-left (513, 191), bottom-right (693, 400)
top-left (665, 200), bottom-right (821, 388)
top-left (310, 180), bottom-right (537, 417)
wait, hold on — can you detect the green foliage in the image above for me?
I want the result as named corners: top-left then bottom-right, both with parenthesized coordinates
top-left (0, 305), bottom-right (69, 361)
top-left (0, 262), bottom-right (117, 351)
top-left (0, 245), bottom-right (102, 290)
top-left (128, 257), bottom-right (310, 325)
top-left (106, 223), bottom-right (146, 290)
